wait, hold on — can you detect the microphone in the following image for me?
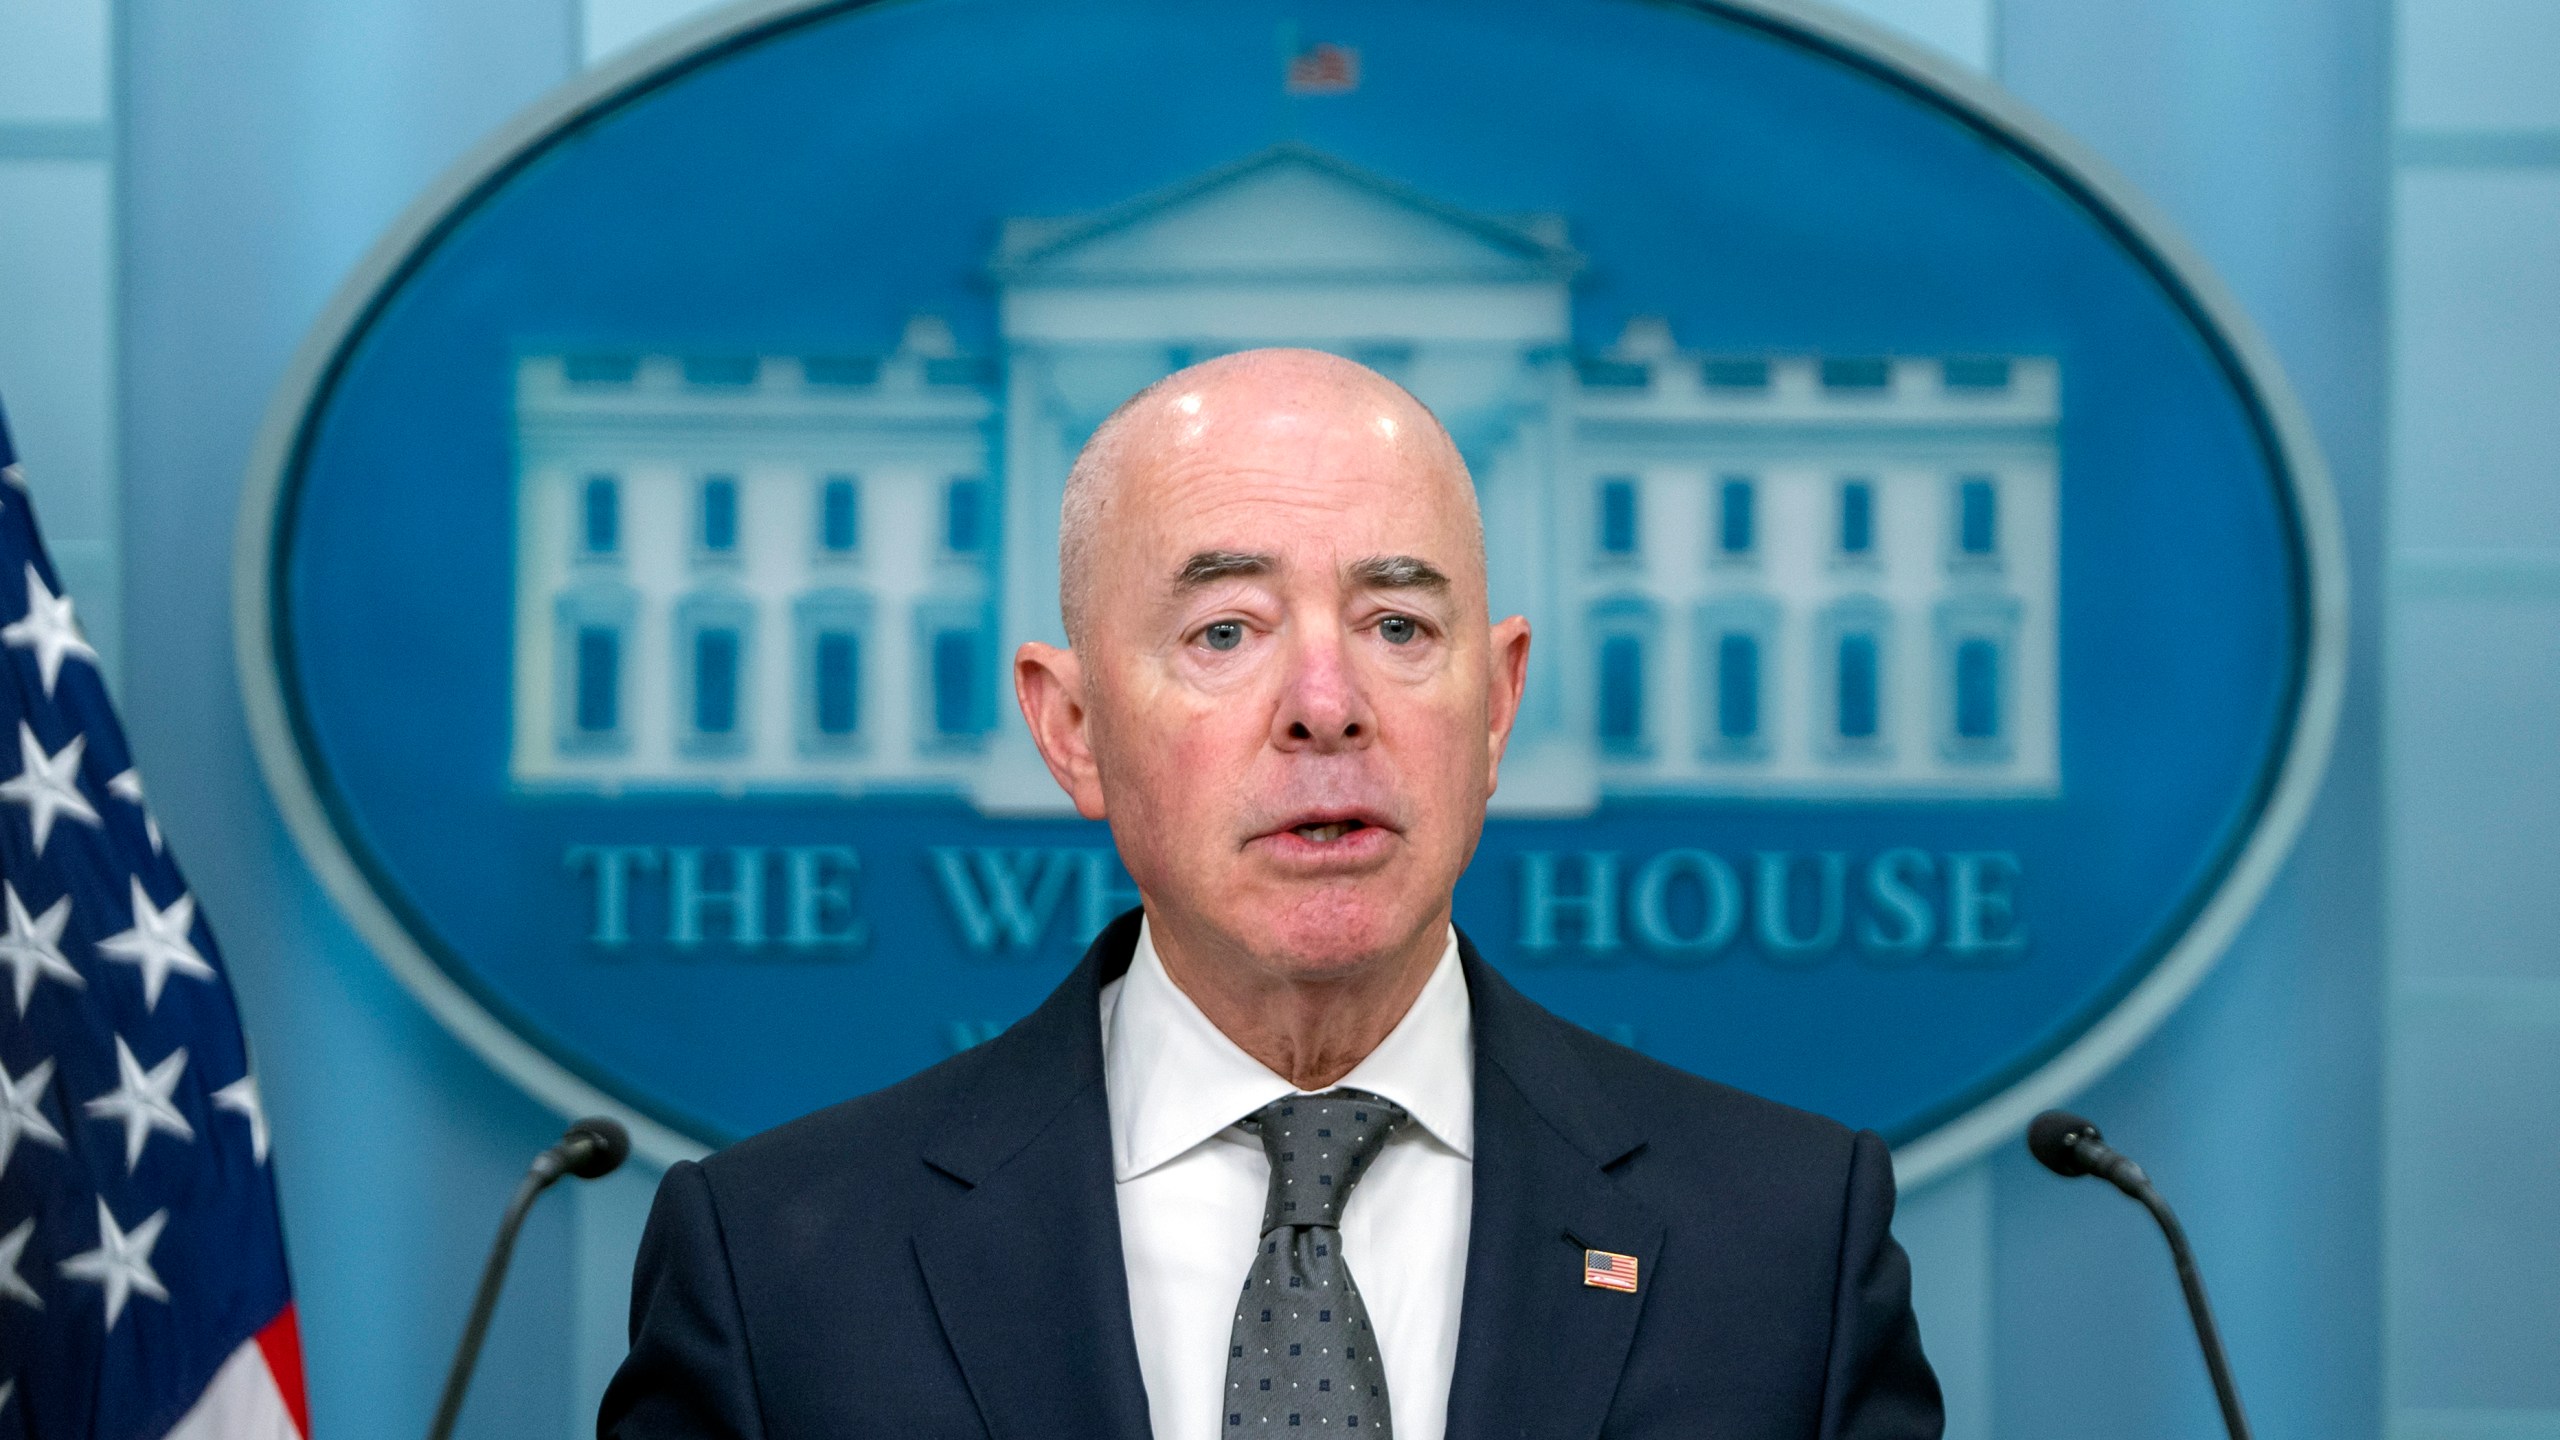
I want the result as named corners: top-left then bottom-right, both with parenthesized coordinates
top-left (536, 1113), bottom-right (634, 1182)
top-left (427, 1116), bottom-right (632, 1440)
top-left (2025, 1109), bottom-right (2134, 1181)
top-left (2027, 1111), bottom-right (2252, 1440)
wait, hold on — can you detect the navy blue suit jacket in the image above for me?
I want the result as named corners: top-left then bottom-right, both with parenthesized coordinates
top-left (600, 911), bottom-right (1942, 1438)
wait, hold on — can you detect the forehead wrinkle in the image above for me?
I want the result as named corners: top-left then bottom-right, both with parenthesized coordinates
top-left (1149, 458), bottom-right (1374, 524)
top-left (1131, 446), bottom-right (1481, 605)
top-left (1158, 402), bottom-right (1364, 480)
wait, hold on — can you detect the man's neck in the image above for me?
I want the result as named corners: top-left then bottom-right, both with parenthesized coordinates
top-left (1146, 910), bottom-right (1449, 1091)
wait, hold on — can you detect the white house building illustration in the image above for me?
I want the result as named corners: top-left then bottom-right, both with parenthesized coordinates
top-left (510, 145), bottom-right (2060, 812)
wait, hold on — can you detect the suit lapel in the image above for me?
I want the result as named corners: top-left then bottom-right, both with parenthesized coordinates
top-left (912, 914), bottom-right (1154, 1440)
top-left (1444, 940), bottom-right (1664, 1440)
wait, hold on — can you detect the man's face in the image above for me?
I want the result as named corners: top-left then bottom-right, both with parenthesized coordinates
top-left (1023, 356), bottom-right (1529, 982)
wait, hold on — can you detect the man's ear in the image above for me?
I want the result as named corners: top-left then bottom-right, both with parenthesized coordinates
top-left (1482, 614), bottom-right (1532, 793)
top-left (1015, 641), bottom-right (1108, 819)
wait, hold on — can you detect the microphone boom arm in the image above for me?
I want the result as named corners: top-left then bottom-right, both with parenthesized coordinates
top-left (426, 1166), bottom-right (554, 1440)
top-left (427, 1116), bottom-right (632, 1440)
top-left (2106, 1158), bottom-right (2252, 1440)
top-left (2028, 1111), bottom-right (2252, 1440)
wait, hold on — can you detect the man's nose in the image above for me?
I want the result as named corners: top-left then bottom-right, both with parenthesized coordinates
top-left (1270, 625), bottom-right (1376, 753)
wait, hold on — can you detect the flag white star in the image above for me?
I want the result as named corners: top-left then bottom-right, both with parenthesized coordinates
top-left (57, 1198), bottom-right (169, 1331)
top-left (0, 565), bottom-right (96, 698)
top-left (0, 1217), bottom-right (39, 1310)
top-left (96, 878), bottom-right (212, 1011)
top-left (213, 1071), bottom-right (270, 1164)
top-left (83, 1036), bottom-right (194, 1173)
top-left (107, 768), bottom-right (163, 852)
top-left (0, 1056), bottom-right (65, 1181)
top-left (0, 881), bottom-right (78, 1016)
top-left (0, 723), bottom-right (98, 856)
top-left (1, 462), bottom-right (22, 490)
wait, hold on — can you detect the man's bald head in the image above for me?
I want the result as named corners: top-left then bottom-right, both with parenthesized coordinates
top-left (1057, 348), bottom-right (1482, 647)
top-left (1013, 344), bottom-right (1533, 1018)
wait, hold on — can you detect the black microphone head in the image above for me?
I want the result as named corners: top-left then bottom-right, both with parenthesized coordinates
top-left (2027, 1110), bottom-right (2103, 1177)
top-left (560, 1116), bottom-right (631, 1180)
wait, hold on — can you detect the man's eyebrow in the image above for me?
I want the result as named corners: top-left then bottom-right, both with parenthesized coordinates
top-left (1347, 554), bottom-right (1451, 591)
top-left (1174, 550), bottom-right (1277, 587)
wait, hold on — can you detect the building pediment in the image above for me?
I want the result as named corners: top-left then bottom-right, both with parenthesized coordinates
top-left (991, 143), bottom-right (1582, 286)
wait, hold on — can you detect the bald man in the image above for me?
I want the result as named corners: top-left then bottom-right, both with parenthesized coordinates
top-left (600, 351), bottom-right (1943, 1440)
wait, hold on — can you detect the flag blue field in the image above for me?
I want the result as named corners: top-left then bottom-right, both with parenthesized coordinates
top-left (0, 398), bottom-right (305, 1437)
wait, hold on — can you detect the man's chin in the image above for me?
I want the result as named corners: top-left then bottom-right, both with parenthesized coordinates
top-left (1234, 889), bottom-right (1442, 982)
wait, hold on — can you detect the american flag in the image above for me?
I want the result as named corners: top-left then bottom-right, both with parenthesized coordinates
top-left (1583, 1248), bottom-right (1639, 1293)
top-left (0, 398), bottom-right (307, 1437)
top-left (1285, 41), bottom-right (1361, 95)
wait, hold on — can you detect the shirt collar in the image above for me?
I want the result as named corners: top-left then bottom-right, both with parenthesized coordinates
top-left (1102, 917), bottom-right (1474, 1182)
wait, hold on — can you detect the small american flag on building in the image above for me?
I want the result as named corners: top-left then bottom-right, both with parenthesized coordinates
top-left (1285, 42), bottom-right (1360, 95)
top-left (1584, 1248), bottom-right (1639, 1293)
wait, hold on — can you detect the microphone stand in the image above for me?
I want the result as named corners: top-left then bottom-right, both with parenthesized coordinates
top-left (2111, 1164), bottom-right (2251, 1440)
top-left (2028, 1111), bottom-right (2251, 1440)
top-left (428, 1118), bottom-right (630, 1440)
top-left (427, 1164), bottom-right (556, 1440)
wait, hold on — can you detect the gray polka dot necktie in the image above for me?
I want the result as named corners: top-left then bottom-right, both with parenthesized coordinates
top-left (1223, 1088), bottom-right (1409, 1435)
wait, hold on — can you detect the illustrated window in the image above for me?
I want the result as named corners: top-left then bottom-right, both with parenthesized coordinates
top-left (552, 583), bottom-right (635, 756)
top-left (1595, 476), bottom-right (1639, 558)
top-left (819, 475), bottom-right (859, 555)
top-left (796, 590), bottom-right (873, 753)
top-left (1934, 596), bottom-right (2021, 763)
top-left (944, 478), bottom-right (989, 555)
top-left (1951, 474), bottom-right (2000, 567)
top-left (1696, 596), bottom-right (1779, 760)
top-left (1838, 479), bottom-right (1874, 558)
top-left (1817, 597), bottom-right (1893, 759)
top-left (675, 591), bottom-right (756, 755)
top-left (699, 475), bottom-right (741, 556)
top-left (580, 475), bottom-right (619, 557)
top-left (1717, 477), bottom-right (1756, 558)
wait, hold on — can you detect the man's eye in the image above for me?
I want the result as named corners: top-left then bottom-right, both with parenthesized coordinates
top-left (1379, 616), bottom-right (1419, 645)
top-left (1202, 622), bottom-right (1245, 651)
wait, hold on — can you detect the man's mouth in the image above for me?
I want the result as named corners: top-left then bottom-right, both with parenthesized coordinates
top-left (1291, 819), bottom-right (1370, 845)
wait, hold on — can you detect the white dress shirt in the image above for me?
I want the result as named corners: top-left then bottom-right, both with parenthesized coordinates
top-left (1100, 919), bottom-right (1475, 1440)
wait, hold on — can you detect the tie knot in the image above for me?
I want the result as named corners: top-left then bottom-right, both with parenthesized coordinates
top-left (1243, 1088), bottom-right (1408, 1233)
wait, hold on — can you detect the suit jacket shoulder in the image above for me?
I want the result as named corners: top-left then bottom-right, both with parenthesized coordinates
top-left (1453, 948), bottom-right (1940, 1440)
top-left (603, 916), bottom-right (1139, 1440)
top-left (694, 1029), bottom-right (1010, 1215)
top-left (1527, 997), bottom-right (1866, 1206)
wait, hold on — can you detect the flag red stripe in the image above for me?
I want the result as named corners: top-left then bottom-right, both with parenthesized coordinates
top-left (255, 1305), bottom-right (312, 1436)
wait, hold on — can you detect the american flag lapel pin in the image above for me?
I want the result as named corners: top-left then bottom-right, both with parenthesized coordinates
top-left (1583, 1248), bottom-right (1640, 1293)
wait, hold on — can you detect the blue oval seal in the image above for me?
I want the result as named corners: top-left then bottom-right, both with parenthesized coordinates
top-left (236, 0), bottom-right (2342, 1179)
